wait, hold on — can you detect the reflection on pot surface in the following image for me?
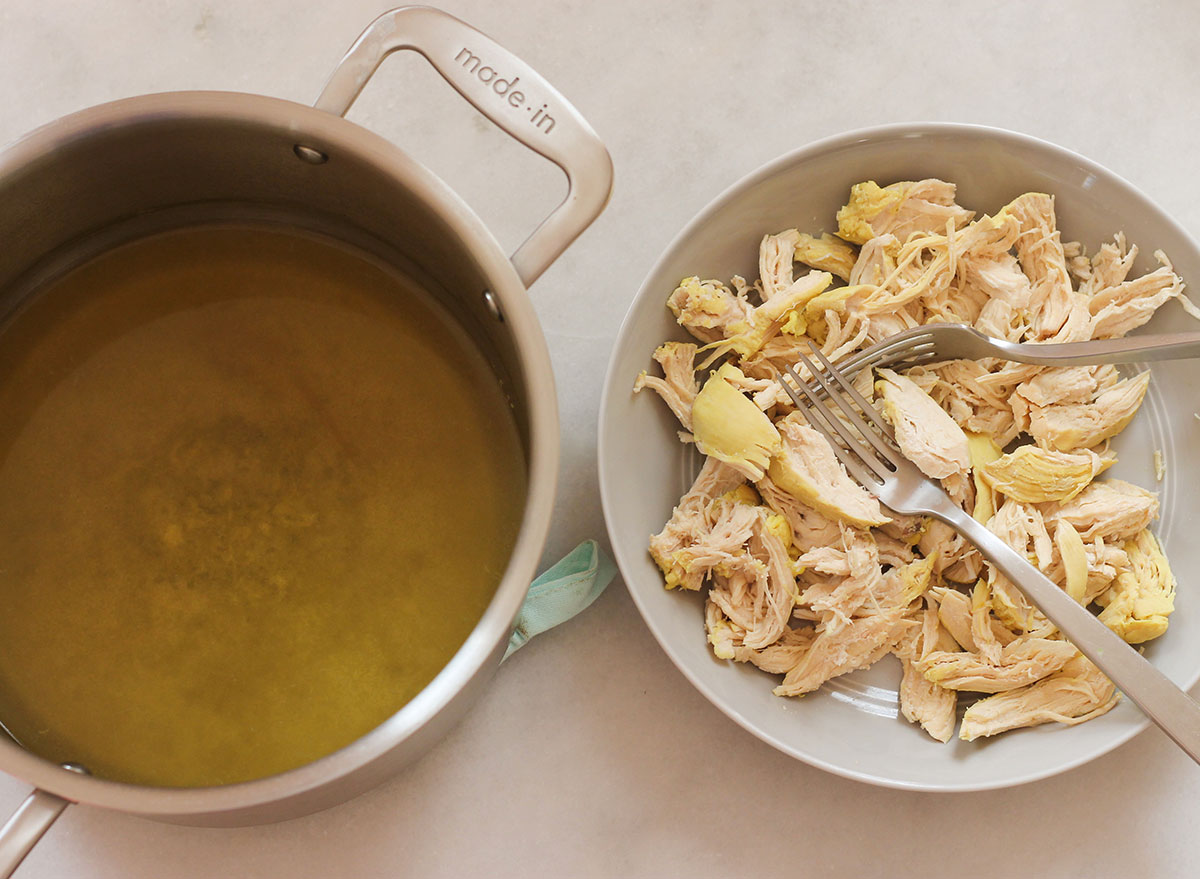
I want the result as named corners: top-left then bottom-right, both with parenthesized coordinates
top-left (0, 224), bottom-right (526, 787)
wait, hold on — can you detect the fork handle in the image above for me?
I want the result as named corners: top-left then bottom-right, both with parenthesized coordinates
top-left (942, 507), bottom-right (1200, 762)
top-left (991, 332), bottom-right (1200, 366)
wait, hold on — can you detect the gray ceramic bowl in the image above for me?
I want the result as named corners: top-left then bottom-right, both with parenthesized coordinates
top-left (598, 122), bottom-right (1200, 791)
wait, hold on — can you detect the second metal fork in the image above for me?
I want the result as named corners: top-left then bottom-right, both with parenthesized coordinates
top-left (831, 322), bottom-right (1200, 377)
top-left (780, 342), bottom-right (1200, 764)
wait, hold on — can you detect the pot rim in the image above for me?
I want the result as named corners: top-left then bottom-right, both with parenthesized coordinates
top-left (0, 89), bottom-right (560, 817)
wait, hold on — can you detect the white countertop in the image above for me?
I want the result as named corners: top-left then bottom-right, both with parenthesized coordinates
top-left (2, 0), bottom-right (1199, 875)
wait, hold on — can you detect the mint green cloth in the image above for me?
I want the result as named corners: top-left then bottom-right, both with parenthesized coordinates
top-left (503, 539), bottom-right (616, 660)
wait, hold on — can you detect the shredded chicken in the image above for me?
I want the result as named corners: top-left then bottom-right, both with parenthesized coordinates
top-left (959, 655), bottom-right (1119, 741)
top-left (1043, 479), bottom-right (1159, 542)
top-left (633, 341), bottom-right (698, 430)
top-left (766, 415), bottom-right (891, 528)
top-left (894, 600), bottom-right (958, 742)
top-left (639, 178), bottom-right (1188, 746)
top-left (876, 368), bottom-right (970, 479)
top-left (1095, 528), bottom-right (1175, 643)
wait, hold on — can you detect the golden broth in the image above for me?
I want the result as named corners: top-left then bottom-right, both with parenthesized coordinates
top-left (0, 225), bottom-right (526, 787)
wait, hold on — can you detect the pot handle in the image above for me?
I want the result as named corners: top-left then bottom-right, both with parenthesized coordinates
top-left (314, 5), bottom-right (613, 288)
top-left (0, 789), bottom-right (70, 879)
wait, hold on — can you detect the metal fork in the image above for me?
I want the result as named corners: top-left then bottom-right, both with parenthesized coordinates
top-left (832, 323), bottom-right (1200, 376)
top-left (780, 342), bottom-right (1200, 763)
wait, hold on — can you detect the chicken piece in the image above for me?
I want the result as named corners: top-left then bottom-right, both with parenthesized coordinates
top-left (793, 233), bottom-right (857, 282)
top-left (1012, 372), bottom-right (1150, 452)
top-left (1014, 366), bottom-right (1098, 407)
top-left (794, 530), bottom-right (867, 578)
top-left (917, 634), bottom-right (1076, 693)
top-left (766, 414), bottom-right (891, 528)
top-left (881, 553), bottom-right (939, 607)
top-left (796, 526), bottom-right (883, 632)
top-left (633, 341), bottom-right (699, 430)
top-left (1043, 479), bottom-right (1159, 542)
top-left (649, 457), bottom-right (744, 590)
top-left (706, 595), bottom-right (814, 668)
top-left (667, 499), bottom-right (760, 583)
top-left (973, 361), bottom-right (1044, 406)
top-left (755, 475), bottom-right (844, 551)
top-left (805, 310), bottom-right (869, 357)
top-left (875, 532), bottom-right (919, 568)
top-left (1080, 233), bottom-right (1137, 296)
top-left (1082, 536), bottom-right (1129, 606)
top-left (895, 603), bottom-right (958, 743)
top-left (741, 626), bottom-right (816, 674)
top-left (706, 599), bottom-right (817, 673)
top-left (716, 271), bottom-right (833, 360)
top-left (927, 362), bottom-right (1021, 446)
top-left (968, 579), bottom-right (1006, 664)
top-left (930, 586), bottom-right (1017, 652)
top-left (875, 368), bottom-right (970, 479)
top-left (716, 360), bottom-right (791, 411)
top-left (759, 229), bottom-right (802, 300)
top-left (1095, 529), bottom-right (1175, 643)
top-left (857, 231), bottom-right (956, 315)
top-left (704, 596), bottom-right (743, 659)
top-left (990, 497), bottom-right (1054, 564)
top-left (967, 432), bottom-right (1003, 522)
top-left (864, 308), bottom-right (925, 347)
top-left (775, 553), bottom-right (928, 696)
top-left (667, 276), bottom-right (752, 344)
top-left (784, 283), bottom-right (858, 327)
top-left (1063, 239), bottom-right (1092, 284)
top-left (1089, 263), bottom-right (1186, 339)
top-left (940, 547), bottom-right (984, 585)
top-left (989, 575), bottom-right (1055, 637)
top-left (944, 468), bottom-right (975, 514)
top-left (979, 445), bottom-right (1110, 504)
top-left (982, 499), bottom-right (1056, 634)
top-left (963, 251), bottom-right (1033, 310)
top-left (959, 655), bottom-right (1118, 740)
top-left (772, 612), bottom-right (914, 697)
top-left (1053, 520), bottom-right (1089, 604)
top-left (1048, 296), bottom-right (1095, 343)
top-left (877, 513), bottom-right (927, 546)
top-left (927, 278), bottom-right (993, 328)
top-left (919, 519), bottom-right (979, 583)
top-left (849, 233), bottom-right (900, 287)
top-left (973, 298), bottom-right (1026, 341)
top-left (707, 509), bottom-right (799, 649)
top-left (691, 363), bottom-right (781, 481)
top-left (836, 179), bottom-right (974, 245)
top-left (1004, 192), bottom-right (1094, 341)
top-left (804, 308), bottom-right (872, 361)
top-left (1041, 533), bottom-right (1127, 608)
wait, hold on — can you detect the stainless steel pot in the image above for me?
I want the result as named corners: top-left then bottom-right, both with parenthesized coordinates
top-left (0, 5), bottom-right (612, 872)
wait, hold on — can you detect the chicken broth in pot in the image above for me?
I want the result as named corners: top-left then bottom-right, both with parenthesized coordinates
top-left (0, 224), bottom-right (526, 787)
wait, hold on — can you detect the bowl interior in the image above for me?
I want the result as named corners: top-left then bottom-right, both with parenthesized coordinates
top-left (599, 124), bottom-right (1200, 791)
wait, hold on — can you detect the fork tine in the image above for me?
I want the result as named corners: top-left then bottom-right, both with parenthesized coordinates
top-left (832, 337), bottom-right (920, 375)
top-left (806, 342), bottom-right (900, 443)
top-left (779, 365), bottom-right (887, 487)
top-left (859, 348), bottom-right (934, 373)
top-left (793, 349), bottom-right (898, 466)
top-left (810, 329), bottom-right (937, 381)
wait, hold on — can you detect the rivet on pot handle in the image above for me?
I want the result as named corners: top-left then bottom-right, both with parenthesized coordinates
top-left (314, 5), bottom-right (614, 288)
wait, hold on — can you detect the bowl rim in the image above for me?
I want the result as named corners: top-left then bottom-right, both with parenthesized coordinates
top-left (598, 120), bottom-right (1200, 792)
